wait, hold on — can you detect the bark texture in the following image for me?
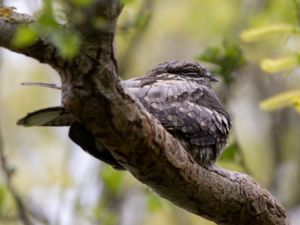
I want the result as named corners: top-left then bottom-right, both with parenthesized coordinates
top-left (0, 2), bottom-right (289, 225)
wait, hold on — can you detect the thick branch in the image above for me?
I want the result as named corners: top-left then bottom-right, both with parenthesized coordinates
top-left (61, 59), bottom-right (288, 224)
top-left (0, 2), bottom-right (289, 225)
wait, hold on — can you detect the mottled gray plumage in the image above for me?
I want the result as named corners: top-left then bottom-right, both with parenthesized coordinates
top-left (123, 61), bottom-right (231, 165)
top-left (18, 60), bottom-right (231, 168)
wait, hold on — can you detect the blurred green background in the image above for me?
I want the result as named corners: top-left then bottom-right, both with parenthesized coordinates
top-left (0, 0), bottom-right (300, 224)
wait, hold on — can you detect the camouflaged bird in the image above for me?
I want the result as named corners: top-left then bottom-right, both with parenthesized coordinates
top-left (18, 61), bottom-right (231, 170)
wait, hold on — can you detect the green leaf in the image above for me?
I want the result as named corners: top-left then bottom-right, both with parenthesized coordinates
top-left (121, 0), bottom-right (136, 5)
top-left (198, 40), bottom-right (246, 85)
top-left (219, 143), bottom-right (237, 162)
top-left (133, 12), bottom-right (151, 31)
top-left (260, 89), bottom-right (300, 113)
top-left (12, 26), bottom-right (38, 48)
top-left (53, 30), bottom-right (81, 59)
top-left (0, 185), bottom-right (8, 214)
top-left (95, 205), bottom-right (119, 225)
top-left (293, 98), bottom-right (300, 112)
top-left (240, 24), bottom-right (296, 42)
top-left (37, 0), bottom-right (59, 28)
top-left (147, 194), bottom-right (162, 213)
top-left (100, 167), bottom-right (124, 195)
top-left (71, 0), bottom-right (93, 7)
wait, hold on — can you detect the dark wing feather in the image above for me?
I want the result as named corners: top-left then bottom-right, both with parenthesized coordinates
top-left (69, 122), bottom-right (125, 170)
top-left (123, 76), bottom-right (231, 164)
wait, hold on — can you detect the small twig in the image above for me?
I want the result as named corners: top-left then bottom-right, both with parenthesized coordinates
top-left (21, 82), bottom-right (61, 90)
top-left (26, 206), bottom-right (50, 225)
top-left (0, 125), bottom-right (33, 225)
top-left (234, 140), bottom-right (254, 176)
top-left (293, 0), bottom-right (300, 25)
top-left (218, 86), bottom-right (253, 176)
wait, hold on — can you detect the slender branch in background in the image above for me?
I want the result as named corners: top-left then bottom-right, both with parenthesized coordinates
top-left (293, 0), bottom-right (300, 25)
top-left (215, 86), bottom-right (253, 175)
top-left (0, 124), bottom-right (33, 225)
top-left (26, 206), bottom-right (50, 225)
top-left (0, 9), bottom-right (33, 220)
top-left (119, 0), bottom-right (156, 77)
top-left (0, 93), bottom-right (49, 225)
top-left (235, 144), bottom-right (253, 175)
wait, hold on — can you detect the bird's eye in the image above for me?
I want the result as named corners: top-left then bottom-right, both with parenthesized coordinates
top-left (182, 68), bottom-right (198, 77)
top-left (184, 69), bottom-right (197, 75)
top-left (170, 66), bottom-right (198, 76)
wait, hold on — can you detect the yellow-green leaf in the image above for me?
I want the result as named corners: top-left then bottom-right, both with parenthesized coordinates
top-left (71, 0), bottom-right (92, 6)
top-left (147, 195), bottom-right (163, 213)
top-left (292, 98), bottom-right (300, 113)
top-left (260, 90), bottom-right (300, 113)
top-left (121, 0), bottom-right (136, 5)
top-left (12, 26), bottom-right (38, 48)
top-left (260, 56), bottom-right (299, 73)
top-left (100, 166), bottom-right (124, 195)
top-left (240, 24), bottom-right (296, 42)
top-left (53, 31), bottom-right (81, 59)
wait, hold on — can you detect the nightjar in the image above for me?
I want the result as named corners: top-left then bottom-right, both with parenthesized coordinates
top-left (17, 61), bottom-right (231, 169)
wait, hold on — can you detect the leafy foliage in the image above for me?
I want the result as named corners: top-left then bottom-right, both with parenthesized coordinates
top-left (219, 143), bottom-right (238, 162)
top-left (121, 0), bottom-right (136, 5)
top-left (11, 0), bottom-right (81, 59)
top-left (100, 166), bottom-right (124, 196)
top-left (240, 24), bottom-right (296, 42)
top-left (71, 0), bottom-right (93, 7)
top-left (0, 185), bottom-right (6, 215)
top-left (12, 26), bottom-right (38, 48)
top-left (2, 1), bottom-right (300, 224)
top-left (240, 1), bottom-right (300, 114)
top-left (198, 40), bottom-right (246, 85)
top-left (146, 194), bottom-right (163, 213)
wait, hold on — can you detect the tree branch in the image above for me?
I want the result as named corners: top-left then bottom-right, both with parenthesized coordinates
top-left (0, 2), bottom-right (289, 225)
top-left (0, 8), bottom-right (62, 69)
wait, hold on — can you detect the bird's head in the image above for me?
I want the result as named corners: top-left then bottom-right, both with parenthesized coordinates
top-left (146, 60), bottom-right (218, 83)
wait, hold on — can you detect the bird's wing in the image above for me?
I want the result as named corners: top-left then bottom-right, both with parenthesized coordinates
top-left (69, 122), bottom-right (125, 170)
top-left (123, 77), bottom-right (230, 148)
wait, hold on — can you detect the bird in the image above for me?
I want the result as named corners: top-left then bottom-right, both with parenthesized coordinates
top-left (17, 61), bottom-right (231, 170)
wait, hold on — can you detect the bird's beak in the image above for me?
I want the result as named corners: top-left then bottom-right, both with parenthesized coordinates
top-left (205, 71), bottom-right (219, 82)
top-left (209, 75), bottom-right (219, 82)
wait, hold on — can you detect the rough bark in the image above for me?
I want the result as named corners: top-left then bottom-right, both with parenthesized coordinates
top-left (0, 2), bottom-right (289, 225)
